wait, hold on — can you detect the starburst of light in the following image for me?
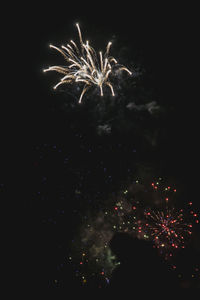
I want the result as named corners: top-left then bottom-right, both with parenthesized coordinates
top-left (144, 207), bottom-right (193, 250)
top-left (142, 180), bottom-right (199, 255)
top-left (43, 23), bottom-right (132, 103)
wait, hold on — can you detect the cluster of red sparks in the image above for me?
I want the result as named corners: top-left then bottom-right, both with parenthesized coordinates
top-left (143, 181), bottom-right (199, 253)
top-left (111, 180), bottom-right (199, 254)
top-left (67, 179), bottom-right (199, 287)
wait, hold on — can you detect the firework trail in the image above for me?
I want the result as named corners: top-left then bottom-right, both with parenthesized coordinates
top-left (43, 23), bottom-right (132, 103)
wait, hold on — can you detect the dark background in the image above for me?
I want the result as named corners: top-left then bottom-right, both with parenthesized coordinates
top-left (2, 2), bottom-right (199, 288)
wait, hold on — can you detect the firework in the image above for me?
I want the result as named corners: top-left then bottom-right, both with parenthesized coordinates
top-left (66, 179), bottom-right (199, 287)
top-left (43, 23), bottom-right (132, 103)
top-left (142, 179), bottom-right (199, 256)
top-left (144, 207), bottom-right (192, 250)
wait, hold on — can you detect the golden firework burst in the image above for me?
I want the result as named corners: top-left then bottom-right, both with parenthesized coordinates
top-left (43, 23), bottom-right (132, 103)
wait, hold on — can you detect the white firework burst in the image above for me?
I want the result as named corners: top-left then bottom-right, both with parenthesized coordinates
top-left (43, 23), bottom-right (132, 103)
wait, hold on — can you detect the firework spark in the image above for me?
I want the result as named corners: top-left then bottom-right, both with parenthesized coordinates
top-left (144, 207), bottom-right (193, 250)
top-left (43, 23), bottom-right (132, 103)
top-left (143, 180), bottom-right (199, 253)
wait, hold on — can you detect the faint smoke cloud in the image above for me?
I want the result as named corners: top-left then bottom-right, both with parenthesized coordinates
top-left (126, 101), bottom-right (159, 114)
top-left (97, 124), bottom-right (111, 135)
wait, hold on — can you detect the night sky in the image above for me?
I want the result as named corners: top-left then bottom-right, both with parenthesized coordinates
top-left (3, 3), bottom-right (200, 289)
